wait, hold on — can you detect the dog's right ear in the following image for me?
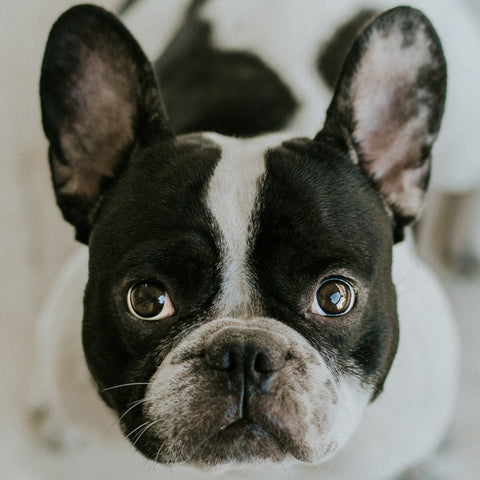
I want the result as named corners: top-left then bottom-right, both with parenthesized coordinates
top-left (319, 7), bottom-right (446, 243)
top-left (40, 5), bottom-right (173, 244)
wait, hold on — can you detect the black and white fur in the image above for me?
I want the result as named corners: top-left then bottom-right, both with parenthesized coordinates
top-left (37, 2), bottom-right (458, 479)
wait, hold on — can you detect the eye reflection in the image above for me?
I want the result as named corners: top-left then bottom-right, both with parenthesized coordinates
top-left (127, 282), bottom-right (175, 320)
top-left (313, 279), bottom-right (354, 316)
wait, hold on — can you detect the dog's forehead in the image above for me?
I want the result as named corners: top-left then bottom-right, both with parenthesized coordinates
top-left (203, 132), bottom-right (290, 313)
top-left (204, 132), bottom-right (279, 223)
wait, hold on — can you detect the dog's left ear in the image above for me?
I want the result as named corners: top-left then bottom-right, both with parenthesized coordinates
top-left (320, 7), bottom-right (446, 242)
top-left (40, 5), bottom-right (173, 243)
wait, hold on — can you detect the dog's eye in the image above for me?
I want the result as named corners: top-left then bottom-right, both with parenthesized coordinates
top-left (127, 282), bottom-right (174, 320)
top-left (312, 278), bottom-right (355, 316)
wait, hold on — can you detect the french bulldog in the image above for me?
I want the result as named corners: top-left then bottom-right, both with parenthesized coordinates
top-left (37, 2), bottom-right (458, 479)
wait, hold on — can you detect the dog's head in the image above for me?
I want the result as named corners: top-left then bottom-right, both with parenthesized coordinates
top-left (40, 4), bottom-right (446, 469)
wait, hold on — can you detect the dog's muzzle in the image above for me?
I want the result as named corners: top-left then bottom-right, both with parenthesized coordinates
top-left (130, 318), bottom-right (370, 468)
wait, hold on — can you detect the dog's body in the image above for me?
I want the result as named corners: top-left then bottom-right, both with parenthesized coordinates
top-left (36, 1), bottom-right (460, 478)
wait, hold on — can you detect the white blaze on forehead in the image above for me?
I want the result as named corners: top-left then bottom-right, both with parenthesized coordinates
top-left (205, 132), bottom-right (288, 315)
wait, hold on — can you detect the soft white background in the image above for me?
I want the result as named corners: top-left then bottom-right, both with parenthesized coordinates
top-left (1, 0), bottom-right (479, 478)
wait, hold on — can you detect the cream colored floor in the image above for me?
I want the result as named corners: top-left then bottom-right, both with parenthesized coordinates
top-left (1, 1), bottom-right (479, 479)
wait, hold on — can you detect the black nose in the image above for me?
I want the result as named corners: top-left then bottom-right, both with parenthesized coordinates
top-left (204, 328), bottom-right (288, 393)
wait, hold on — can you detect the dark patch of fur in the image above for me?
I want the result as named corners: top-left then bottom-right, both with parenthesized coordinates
top-left (154, 2), bottom-right (298, 137)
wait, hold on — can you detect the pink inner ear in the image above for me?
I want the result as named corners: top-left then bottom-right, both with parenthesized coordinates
top-left (57, 47), bottom-right (137, 199)
top-left (354, 86), bottom-right (433, 218)
top-left (348, 22), bottom-right (441, 218)
top-left (358, 93), bottom-right (431, 180)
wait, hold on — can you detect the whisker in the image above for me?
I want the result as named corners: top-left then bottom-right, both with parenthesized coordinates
top-left (124, 420), bottom-right (152, 440)
top-left (101, 382), bottom-right (151, 392)
top-left (131, 418), bottom-right (162, 448)
top-left (127, 395), bottom-right (163, 408)
top-left (126, 420), bottom-right (161, 466)
top-left (131, 422), bottom-right (156, 446)
top-left (154, 440), bottom-right (167, 468)
top-left (102, 395), bottom-right (161, 440)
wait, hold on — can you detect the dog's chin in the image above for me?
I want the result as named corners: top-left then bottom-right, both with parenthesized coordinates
top-left (131, 415), bottom-right (338, 470)
top-left (188, 419), bottom-right (287, 469)
top-left (132, 418), bottom-right (288, 469)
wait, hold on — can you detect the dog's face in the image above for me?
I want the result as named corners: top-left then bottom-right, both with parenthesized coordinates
top-left (82, 131), bottom-right (397, 466)
top-left (40, 4), bottom-right (446, 469)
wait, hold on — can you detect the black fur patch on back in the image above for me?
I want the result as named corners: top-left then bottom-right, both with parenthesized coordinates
top-left (317, 9), bottom-right (378, 90)
top-left (154, 1), bottom-right (298, 137)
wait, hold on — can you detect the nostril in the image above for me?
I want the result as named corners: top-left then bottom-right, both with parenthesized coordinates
top-left (253, 351), bottom-right (273, 374)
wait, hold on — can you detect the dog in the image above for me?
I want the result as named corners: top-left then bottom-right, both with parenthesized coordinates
top-left (36, 1), bottom-right (459, 478)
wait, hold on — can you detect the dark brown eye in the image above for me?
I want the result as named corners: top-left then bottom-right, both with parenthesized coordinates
top-left (127, 282), bottom-right (174, 320)
top-left (312, 278), bottom-right (354, 316)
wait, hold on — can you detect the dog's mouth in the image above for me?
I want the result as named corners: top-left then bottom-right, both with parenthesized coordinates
top-left (131, 383), bottom-right (339, 468)
top-left (130, 401), bottom-right (290, 467)
top-left (217, 417), bottom-right (268, 438)
top-left (188, 417), bottom-right (287, 468)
